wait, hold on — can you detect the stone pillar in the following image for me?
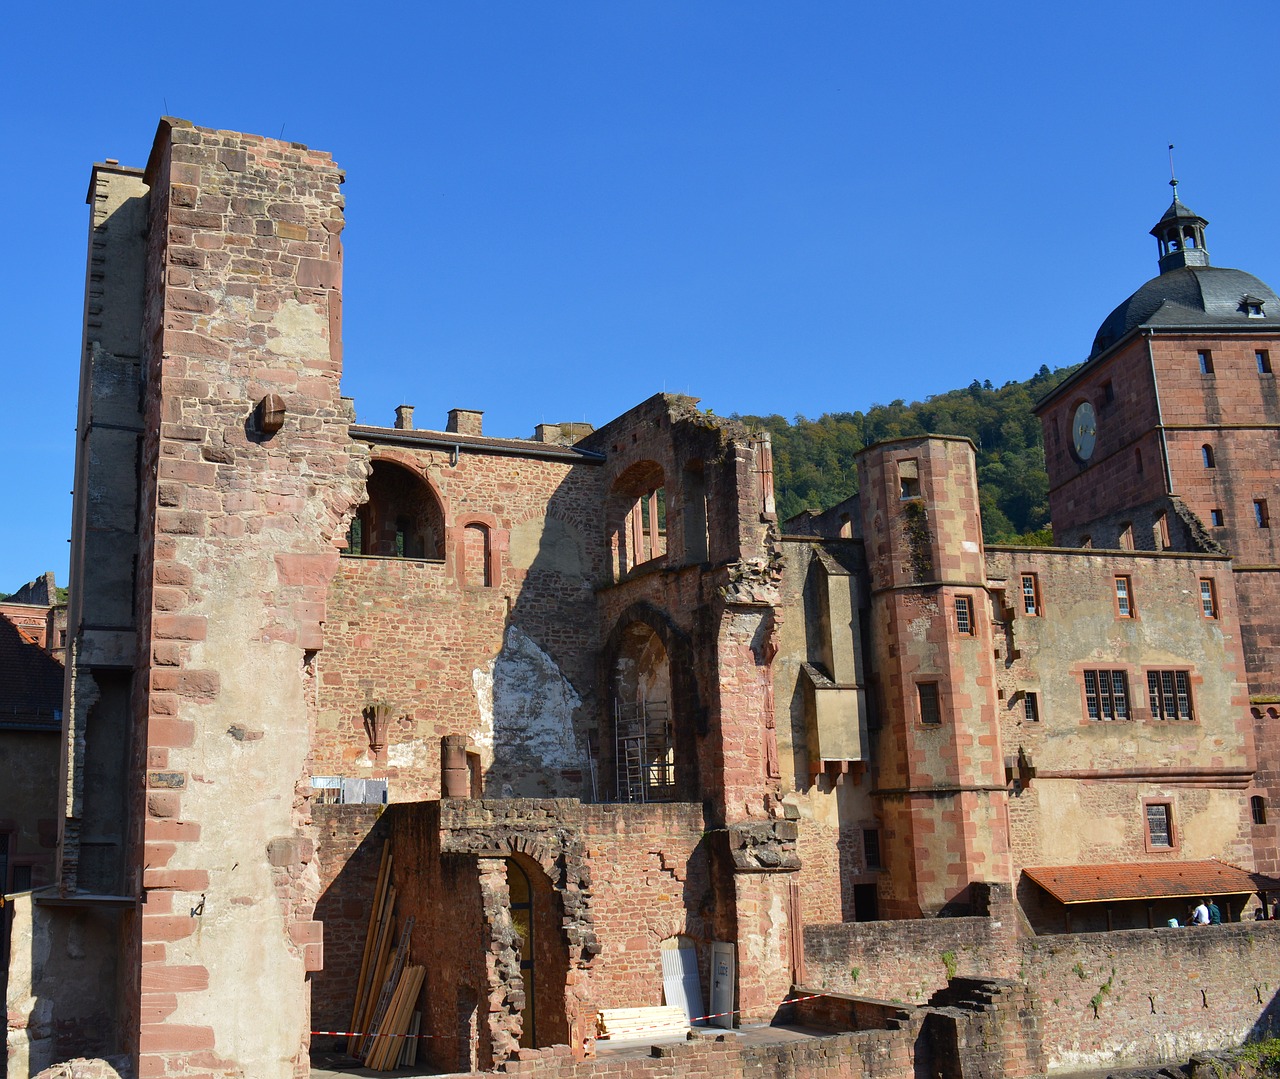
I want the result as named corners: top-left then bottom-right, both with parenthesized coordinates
top-left (442, 734), bottom-right (470, 797)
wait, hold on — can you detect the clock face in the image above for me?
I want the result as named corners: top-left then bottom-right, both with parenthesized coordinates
top-left (1072, 402), bottom-right (1097, 461)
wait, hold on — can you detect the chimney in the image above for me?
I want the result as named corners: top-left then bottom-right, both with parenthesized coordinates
top-left (446, 408), bottom-right (484, 436)
top-left (394, 404), bottom-right (414, 430)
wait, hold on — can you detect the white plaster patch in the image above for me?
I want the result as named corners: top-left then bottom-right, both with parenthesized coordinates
top-left (962, 540), bottom-right (979, 553)
top-left (265, 298), bottom-right (328, 358)
top-left (473, 625), bottom-right (581, 770)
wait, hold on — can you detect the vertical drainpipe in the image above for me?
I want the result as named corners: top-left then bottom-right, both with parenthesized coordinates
top-left (1147, 332), bottom-right (1175, 494)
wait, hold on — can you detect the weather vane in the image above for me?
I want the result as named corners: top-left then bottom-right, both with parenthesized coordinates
top-left (1168, 143), bottom-right (1179, 198)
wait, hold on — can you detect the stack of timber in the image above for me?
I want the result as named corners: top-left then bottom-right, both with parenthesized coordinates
top-left (597, 1006), bottom-right (690, 1041)
top-left (347, 840), bottom-right (426, 1071)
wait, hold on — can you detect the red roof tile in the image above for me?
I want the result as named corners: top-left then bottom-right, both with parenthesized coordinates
top-left (1023, 861), bottom-right (1280, 904)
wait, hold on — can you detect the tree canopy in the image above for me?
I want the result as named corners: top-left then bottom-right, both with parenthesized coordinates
top-left (736, 363), bottom-right (1076, 544)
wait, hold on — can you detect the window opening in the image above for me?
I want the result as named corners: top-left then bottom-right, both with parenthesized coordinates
top-left (1146, 803), bottom-right (1173, 848)
top-left (1199, 578), bottom-right (1218, 619)
top-left (918, 683), bottom-right (941, 725)
top-left (1115, 575), bottom-right (1135, 618)
top-left (464, 523), bottom-right (493, 587)
top-left (506, 859), bottom-right (536, 1048)
top-left (1156, 513), bottom-right (1170, 550)
top-left (1202, 445), bottom-right (1215, 469)
top-left (1198, 350), bottom-right (1214, 374)
top-left (1023, 692), bottom-right (1040, 723)
top-left (1119, 524), bottom-right (1134, 550)
top-left (1256, 499), bottom-right (1270, 528)
top-left (1084, 670), bottom-right (1130, 721)
top-left (955, 596), bottom-right (974, 635)
top-left (1210, 508), bottom-right (1224, 527)
top-left (614, 696), bottom-right (674, 803)
top-left (862, 828), bottom-right (882, 870)
top-left (1102, 381), bottom-right (1115, 404)
top-left (1135, 448), bottom-right (1143, 474)
top-left (1259, 350), bottom-right (1273, 374)
top-left (1021, 573), bottom-right (1040, 616)
top-left (898, 459), bottom-right (921, 500)
top-left (1148, 670), bottom-right (1194, 721)
top-left (1252, 796), bottom-right (1268, 826)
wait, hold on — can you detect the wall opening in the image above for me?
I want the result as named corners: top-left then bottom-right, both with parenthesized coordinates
top-left (608, 461), bottom-right (667, 578)
top-left (609, 621), bottom-right (675, 802)
top-left (505, 854), bottom-right (568, 1049)
top-left (347, 460), bottom-right (445, 560)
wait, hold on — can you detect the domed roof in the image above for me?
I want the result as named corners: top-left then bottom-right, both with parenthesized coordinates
top-left (1090, 265), bottom-right (1280, 358)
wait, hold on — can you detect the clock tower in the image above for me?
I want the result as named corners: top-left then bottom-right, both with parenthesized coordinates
top-left (1035, 189), bottom-right (1280, 871)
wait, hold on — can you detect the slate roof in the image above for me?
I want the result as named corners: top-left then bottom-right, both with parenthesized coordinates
top-left (0, 613), bottom-right (63, 731)
top-left (1024, 860), bottom-right (1280, 905)
top-left (1090, 265), bottom-right (1280, 358)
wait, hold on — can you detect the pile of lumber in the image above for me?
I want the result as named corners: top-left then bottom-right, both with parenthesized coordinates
top-left (596, 1006), bottom-right (690, 1041)
top-left (348, 840), bottom-right (426, 1071)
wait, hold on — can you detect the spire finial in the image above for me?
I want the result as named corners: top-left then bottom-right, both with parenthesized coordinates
top-left (1168, 143), bottom-right (1179, 200)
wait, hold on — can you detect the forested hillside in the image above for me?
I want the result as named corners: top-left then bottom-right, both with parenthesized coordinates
top-left (737, 363), bottom-right (1078, 544)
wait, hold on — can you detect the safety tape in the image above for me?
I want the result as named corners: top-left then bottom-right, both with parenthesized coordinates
top-left (311, 1030), bottom-right (438, 1039)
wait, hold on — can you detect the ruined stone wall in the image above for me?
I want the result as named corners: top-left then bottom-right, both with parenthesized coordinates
top-left (985, 546), bottom-right (1254, 891)
top-left (310, 804), bottom-right (389, 1037)
top-left (129, 119), bottom-right (368, 1079)
top-left (1020, 922), bottom-right (1280, 1072)
top-left (318, 441), bottom-right (605, 801)
top-left (802, 916), bottom-right (1019, 1004)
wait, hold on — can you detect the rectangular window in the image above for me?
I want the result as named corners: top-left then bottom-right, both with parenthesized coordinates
top-left (1258, 350), bottom-right (1272, 374)
top-left (1256, 499), bottom-right (1270, 528)
top-left (1021, 573), bottom-right (1040, 616)
top-left (863, 828), bottom-right (882, 870)
top-left (1023, 691), bottom-right (1040, 723)
top-left (1102, 381), bottom-right (1115, 404)
top-left (1114, 575), bottom-right (1134, 617)
top-left (955, 596), bottom-right (974, 635)
top-left (1084, 670), bottom-right (1130, 721)
top-left (1252, 796), bottom-right (1268, 826)
top-left (1210, 508), bottom-right (1224, 527)
top-left (1146, 802), bottom-right (1173, 848)
top-left (1148, 670), bottom-right (1194, 721)
top-left (918, 682), bottom-right (941, 725)
top-left (1199, 578), bottom-right (1218, 619)
top-left (1198, 350), bottom-right (1214, 374)
top-left (898, 459), bottom-right (920, 500)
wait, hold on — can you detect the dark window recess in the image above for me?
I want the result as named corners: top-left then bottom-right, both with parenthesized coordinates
top-left (1252, 796), bottom-right (1268, 826)
top-left (1256, 500), bottom-right (1270, 528)
top-left (852, 883), bottom-right (880, 922)
top-left (1198, 350), bottom-right (1214, 374)
top-left (1211, 509), bottom-right (1224, 527)
top-left (863, 829), bottom-right (882, 870)
top-left (1258, 350), bottom-right (1272, 374)
top-left (918, 683), bottom-right (942, 725)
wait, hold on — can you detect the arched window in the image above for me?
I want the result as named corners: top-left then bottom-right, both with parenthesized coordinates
top-left (346, 460), bottom-right (445, 560)
top-left (607, 461), bottom-right (667, 578)
top-left (1202, 444), bottom-right (1215, 469)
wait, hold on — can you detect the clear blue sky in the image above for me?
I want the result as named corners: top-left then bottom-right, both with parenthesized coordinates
top-left (3, 1), bottom-right (1277, 592)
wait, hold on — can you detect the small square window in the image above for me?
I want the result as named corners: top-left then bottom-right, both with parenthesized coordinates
top-left (1210, 508), bottom-right (1224, 527)
top-left (1198, 350), bottom-right (1214, 374)
top-left (1021, 573), bottom-right (1040, 616)
top-left (1256, 500), bottom-right (1270, 528)
top-left (1115, 575), bottom-right (1135, 618)
top-left (918, 683), bottom-right (941, 725)
top-left (1258, 350), bottom-right (1272, 374)
top-left (1199, 578), bottom-right (1218, 619)
top-left (955, 596), bottom-right (974, 635)
top-left (1023, 692), bottom-right (1040, 723)
top-left (1146, 802), bottom-right (1173, 848)
top-left (863, 828), bottom-right (882, 869)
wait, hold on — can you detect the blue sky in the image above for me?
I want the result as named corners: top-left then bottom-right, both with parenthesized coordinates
top-left (3, 1), bottom-right (1277, 591)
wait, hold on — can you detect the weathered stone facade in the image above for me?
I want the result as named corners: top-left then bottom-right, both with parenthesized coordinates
top-left (9, 121), bottom-right (1280, 1079)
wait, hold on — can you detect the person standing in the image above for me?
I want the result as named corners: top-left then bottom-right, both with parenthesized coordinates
top-left (1208, 898), bottom-right (1222, 924)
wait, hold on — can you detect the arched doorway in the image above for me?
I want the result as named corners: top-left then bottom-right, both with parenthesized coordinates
top-left (505, 855), bottom-right (568, 1049)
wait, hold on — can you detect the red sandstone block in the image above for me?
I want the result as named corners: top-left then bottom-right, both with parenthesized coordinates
top-left (140, 962), bottom-right (210, 993)
top-left (179, 670), bottom-right (221, 699)
top-left (153, 615), bottom-right (207, 641)
top-left (148, 716), bottom-right (195, 748)
top-left (143, 868), bottom-right (210, 891)
top-left (141, 915), bottom-right (197, 944)
top-left (138, 1022), bottom-right (215, 1052)
top-left (147, 792), bottom-right (181, 819)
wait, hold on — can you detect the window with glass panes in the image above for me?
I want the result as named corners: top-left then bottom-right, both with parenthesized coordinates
top-left (1148, 670), bottom-right (1194, 721)
top-left (1083, 670), bottom-right (1129, 720)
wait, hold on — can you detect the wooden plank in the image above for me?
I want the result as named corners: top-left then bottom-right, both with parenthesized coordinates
top-left (347, 842), bottom-right (391, 1055)
top-left (362, 916), bottom-right (415, 1063)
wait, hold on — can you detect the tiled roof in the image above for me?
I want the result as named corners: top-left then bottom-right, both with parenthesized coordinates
top-left (1023, 861), bottom-right (1280, 905)
top-left (0, 613), bottom-right (63, 729)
